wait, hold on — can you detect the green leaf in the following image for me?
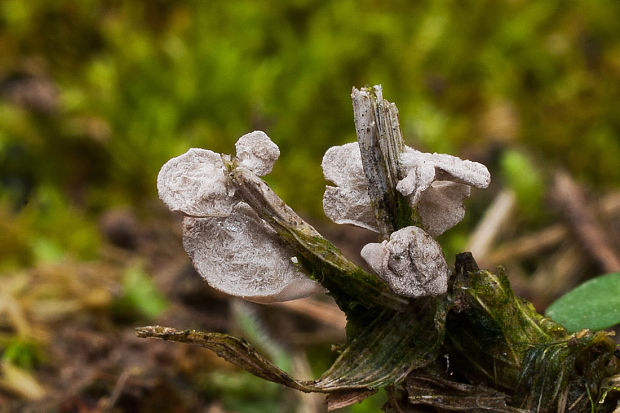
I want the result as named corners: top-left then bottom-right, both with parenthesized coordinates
top-left (546, 272), bottom-right (620, 332)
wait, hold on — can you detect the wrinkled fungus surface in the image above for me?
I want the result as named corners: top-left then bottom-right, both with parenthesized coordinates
top-left (397, 148), bottom-right (489, 236)
top-left (235, 131), bottom-right (280, 176)
top-left (361, 226), bottom-right (448, 298)
top-left (159, 128), bottom-right (490, 303)
top-left (157, 132), bottom-right (322, 302)
top-left (398, 148), bottom-right (490, 199)
top-left (321, 143), bottom-right (378, 232)
top-left (183, 202), bottom-right (322, 303)
top-left (321, 142), bottom-right (490, 236)
top-left (157, 148), bottom-right (236, 217)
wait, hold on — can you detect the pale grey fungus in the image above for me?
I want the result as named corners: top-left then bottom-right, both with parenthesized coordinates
top-left (157, 148), bottom-right (237, 217)
top-left (158, 132), bottom-right (323, 303)
top-left (158, 131), bottom-right (282, 217)
top-left (235, 131), bottom-right (280, 176)
top-left (321, 143), bottom-right (378, 232)
top-left (321, 142), bottom-right (490, 236)
top-left (360, 226), bottom-right (448, 298)
top-left (396, 147), bottom-right (490, 236)
top-left (161, 132), bottom-right (488, 302)
top-left (397, 147), bottom-right (490, 202)
top-left (322, 186), bottom-right (378, 232)
top-left (183, 202), bottom-right (323, 303)
top-left (321, 142), bottom-right (368, 190)
top-left (415, 181), bottom-right (471, 237)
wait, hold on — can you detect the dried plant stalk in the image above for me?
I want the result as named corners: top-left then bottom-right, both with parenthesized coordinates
top-left (352, 85), bottom-right (412, 238)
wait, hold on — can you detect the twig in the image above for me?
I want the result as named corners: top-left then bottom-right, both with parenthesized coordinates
top-left (352, 85), bottom-right (412, 238)
top-left (270, 298), bottom-right (347, 330)
top-left (552, 171), bottom-right (620, 273)
top-left (466, 189), bottom-right (516, 261)
top-left (527, 243), bottom-right (585, 308)
top-left (484, 190), bottom-right (620, 267)
top-left (485, 225), bottom-right (567, 268)
top-left (100, 368), bottom-right (132, 412)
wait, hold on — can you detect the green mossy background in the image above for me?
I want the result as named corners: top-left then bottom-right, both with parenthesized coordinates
top-left (1, 1), bottom-right (619, 411)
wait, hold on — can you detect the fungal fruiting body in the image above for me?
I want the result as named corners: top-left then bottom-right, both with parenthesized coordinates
top-left (183, 202), bottom-right (322, 303)
top-left (157, 131), bottom-right (322, 302)
top-left (158, 130), bottom-right (490, 302)
top-left (321, 142), bottom-right (490, 237)
top-left (321, 141), bottom-right (490, 298)
top-left (321, 142), bottom-right (377, 231)
top-left (361, 226), bottom-right (448, 298)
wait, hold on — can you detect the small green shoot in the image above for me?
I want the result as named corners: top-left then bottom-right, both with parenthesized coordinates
top-left (113, 265), bottom-right (168, 320)
top-left (500, 149), bottom-right (545, 220)
top-left (2, 339), bottom-right (43, 370)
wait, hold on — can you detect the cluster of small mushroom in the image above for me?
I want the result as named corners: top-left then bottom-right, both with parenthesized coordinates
top-left (157, 132), bottom-right (490, 302)
top-left (323, 142), bottom-right (490, 297)
top-left (157, 132), bottom-right (323, 303)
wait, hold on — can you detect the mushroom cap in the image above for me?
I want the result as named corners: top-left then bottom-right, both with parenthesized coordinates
top-left (321, 142), bottom-right (378, 231)
top-left (157, 148), bottom-right (236, 217)
top-left (321, 142), bottom-right (490, 236)
top-left (361, 226), bottom-right (448, 298)
top-left (321, 142), bottom-right (368, 188)
top-left (235, 131), bottom-right (280, 177)
top-left (416, 182), bottom-right (471, 237)
top-left (322, 186), bottom-right (377, 232)
top-left (183, 202), bottom-right (324, 303)
top-left (397, 147), bottom-right (490, 204)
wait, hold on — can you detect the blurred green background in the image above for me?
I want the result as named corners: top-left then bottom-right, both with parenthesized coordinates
top-left (1, 0), bottom-right (619, 411)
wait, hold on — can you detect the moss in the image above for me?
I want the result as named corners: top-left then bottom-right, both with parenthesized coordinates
top-left (445, 255), bottom-right (619, 411)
